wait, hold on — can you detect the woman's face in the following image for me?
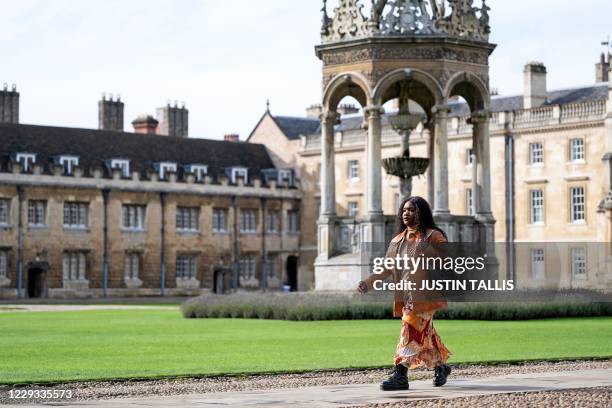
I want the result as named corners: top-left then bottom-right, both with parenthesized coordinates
top-left (402, 201), bottom-right (418, 228)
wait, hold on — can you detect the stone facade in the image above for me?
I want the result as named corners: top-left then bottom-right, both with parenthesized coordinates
top-left (0, 121), bottom-right (301, 299)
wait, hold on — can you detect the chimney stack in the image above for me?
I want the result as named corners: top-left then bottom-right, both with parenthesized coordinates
top-left (306, 104), bottom-right (322, 119)
top-left (523, 62), bottom-right (547, 109)
top-left (224, 134), bottom-right (240, 142)
top-left (132, 114), bottom-right (159, 134)
top-left (0, 83), bottom-right (19, 124)
top-left (156, 101), bottom-right (188, 138)
top-left (596, 52), bottom-right (610, 83)
top-left (98, 93), bottom-right (124, 131)
top-left (337, 103), bottom-right (360, 116)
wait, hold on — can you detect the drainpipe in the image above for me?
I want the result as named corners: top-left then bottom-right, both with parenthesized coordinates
top-left (101, 189), bottom-right (110, 297)
top-left (231, 195), bottom-right (238, 290)
top-left (504, 112), bottom-right (516, 282)
top-left (16, 185), bottom-right (24, 299)
top-left (260, 197), bottom-right (267, 290)
top-left (159, 192), bottom-right (166, 296)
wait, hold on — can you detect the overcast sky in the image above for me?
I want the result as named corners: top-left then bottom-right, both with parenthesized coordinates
top-left (3, 0), bottom-right (612, 140)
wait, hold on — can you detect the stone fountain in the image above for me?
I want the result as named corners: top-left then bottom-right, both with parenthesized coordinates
top-left (382, 83), bottom-right (430, 200)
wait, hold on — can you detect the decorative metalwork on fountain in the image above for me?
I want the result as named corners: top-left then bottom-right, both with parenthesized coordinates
top-left (320, 0), bottom-right (490, 43)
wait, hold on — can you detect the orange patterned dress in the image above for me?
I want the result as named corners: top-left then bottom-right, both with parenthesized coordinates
top-left (393, 229), bottom-right (451, 369)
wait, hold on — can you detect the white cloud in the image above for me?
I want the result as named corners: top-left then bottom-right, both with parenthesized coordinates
top-left (2, 0), bottom-right (611, 139)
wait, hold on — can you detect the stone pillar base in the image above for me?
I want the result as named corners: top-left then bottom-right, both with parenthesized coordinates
top-left (314, 253), bottom-right (371, 291)
top-left (317, 216), bottom-right (336, 261)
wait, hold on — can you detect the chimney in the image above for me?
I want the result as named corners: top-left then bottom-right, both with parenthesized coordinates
top-left (132, 114), bottom-right (159, 134)
top-left (596, 53), bottom-right (610, 83)
top-left (224, 134), bottom-right (240, 142)
top-left (337, 103), bottom-right (360, 116)
top-left (523, 62), bottom-right (547, 109)
top-left (98, 93), bottom-right (124, 131)
top-left (156, 101), bottom-right (188, 137)
top-left (306, 104), bottom-right (322, 118)
top-left (0, 83), bottom-right (19, 124)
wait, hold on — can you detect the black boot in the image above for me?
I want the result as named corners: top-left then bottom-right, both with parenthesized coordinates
top-left (380, 364), bottom-right (409, 391)
top-left (433, 364), bottom-right (451, 387)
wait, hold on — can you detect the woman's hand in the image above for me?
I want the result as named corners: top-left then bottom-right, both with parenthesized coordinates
top-left (357, 281), bottom-right (368, 294)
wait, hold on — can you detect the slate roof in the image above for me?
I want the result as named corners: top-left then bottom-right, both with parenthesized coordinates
top-left (272, 116), bottom-right (321, 140)
top-left (0, 123), bottom-right (276, 181)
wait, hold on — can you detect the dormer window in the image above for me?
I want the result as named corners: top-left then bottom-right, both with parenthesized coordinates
top-left (186, 164), bottom-right (208, 182)
top-left (156, 162), bottom-right (177, 180)
top-left (278, 169), bottom-right (294, 187)
top-left (109, 159), bottom-right (130, 178)
top-left (14, 153), bottom-right (36, 172)
top-left (231, 167), bottom-right (248, 184)
top-left (57, 155), bottom-right (79, 175)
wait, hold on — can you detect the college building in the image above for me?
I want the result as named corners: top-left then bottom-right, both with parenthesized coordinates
top-left (0, 93), bottom-right (301, 299)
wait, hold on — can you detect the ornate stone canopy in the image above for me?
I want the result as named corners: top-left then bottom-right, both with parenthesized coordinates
top-left (321, 0), bottom-right (490, 44)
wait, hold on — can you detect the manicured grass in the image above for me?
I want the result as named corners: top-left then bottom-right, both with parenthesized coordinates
top-left (0, 310), bottom-right (610, 384)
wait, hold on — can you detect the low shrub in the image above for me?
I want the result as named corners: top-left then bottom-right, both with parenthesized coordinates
top-left (181, 291), bottom-right (612, 321)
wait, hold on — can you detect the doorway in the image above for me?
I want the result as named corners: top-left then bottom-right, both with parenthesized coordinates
top-left (27, 268), bottom-right (46, 298)
top-left (286, 256), bottom-right (298, 292)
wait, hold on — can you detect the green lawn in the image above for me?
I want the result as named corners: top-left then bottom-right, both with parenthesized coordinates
top-left (0, 310), bottom-right (610, 384)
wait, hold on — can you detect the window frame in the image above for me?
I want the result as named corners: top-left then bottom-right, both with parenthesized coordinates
top-left (570, 186), bottom-right (586, 223)
top-left (176, 254), bottom-right (198, 280)
top-left (466, 148), bottom-right (474, 166)
top-left (0, 198), bottom-right (10, 225)
top-left (530, 189), bottom-right (544, 224)
top-left (124, 252), bottom-right (141, 281)
top-left (231, 167), bottom-right (249, 184)
top-left (58, 155), bottom-right (80, 175)
top-left (348, 201), bottom-right (359, 217)
top-left (28, 200), bottom-right (47, 227)
top-left (347, 160), bottom-right (360, 181)
top-left (530, 248), bottom-right (545, 280)
top-left (240, 209), bottom-right (257, 233)
top-left (110, 159), bottom-right (131, 178)
top-left (122, 204), bottom-right (146, 231)
top-left (569, 138), bottom-right (585, 162)
top-left (62, 251), bottom-right (87, 281)
top-left (287, 210), bottom-right (299, 233)
top-left (570, 247), bottom-right (587, 279)
top-left (157, 162), bottom-right (178, 180)
top-left (63, 201), bottom-right (89, 229)
top-left (239, 253), bottom-right (257, 281)
top-left (176, 206), bottom-right (200, 232)
top-left (212, 208), bottom-right (228, 233)
top-left (466, 188), bottom-right (473, 216)
top-left (15, 153), bottom-right (36, 172)
top-left (529, 142), bottom-right (543, 165)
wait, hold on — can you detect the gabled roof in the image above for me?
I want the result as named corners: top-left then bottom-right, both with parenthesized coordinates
top-left (0, 123), bottom-right (275, 180)
top-left (271, 116), bottom-right (321, 140)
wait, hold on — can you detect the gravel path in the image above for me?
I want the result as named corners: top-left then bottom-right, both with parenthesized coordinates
top-left (359, 386), bottom-right (612, 408)
top-left (0, 359), bottom-right (609, 405)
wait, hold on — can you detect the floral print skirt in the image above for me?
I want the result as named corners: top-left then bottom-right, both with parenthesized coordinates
top-left (393, 305), bottom-right (451, 369)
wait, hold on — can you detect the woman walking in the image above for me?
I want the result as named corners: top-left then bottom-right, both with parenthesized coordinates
top-left (357, 196), bottom-right (451, 391)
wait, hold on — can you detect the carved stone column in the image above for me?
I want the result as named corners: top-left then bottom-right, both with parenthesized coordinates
top-left (425, 122), bottom-right (435, 206)
top-left (432, 104), bottom-right (450, 216)
top-left (365, 105), bottom-right (384, 217)
top-left (362, 105), bottom-right (385, 250)
top-left (470, 110), bottom-right (493, 219)
top-left (317, 110), bottom-right (339, 261)
top-left (319, 110), bottom-right (338, 218)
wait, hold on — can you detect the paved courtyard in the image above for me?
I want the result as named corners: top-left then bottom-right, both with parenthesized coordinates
top-left (32, 368), bottom-right (611, 407)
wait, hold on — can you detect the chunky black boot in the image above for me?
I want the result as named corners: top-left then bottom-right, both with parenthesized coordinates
top-left (433, 364), bottom-right (451, 387)
top-left (380, 364), bottom-right (409, 391)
